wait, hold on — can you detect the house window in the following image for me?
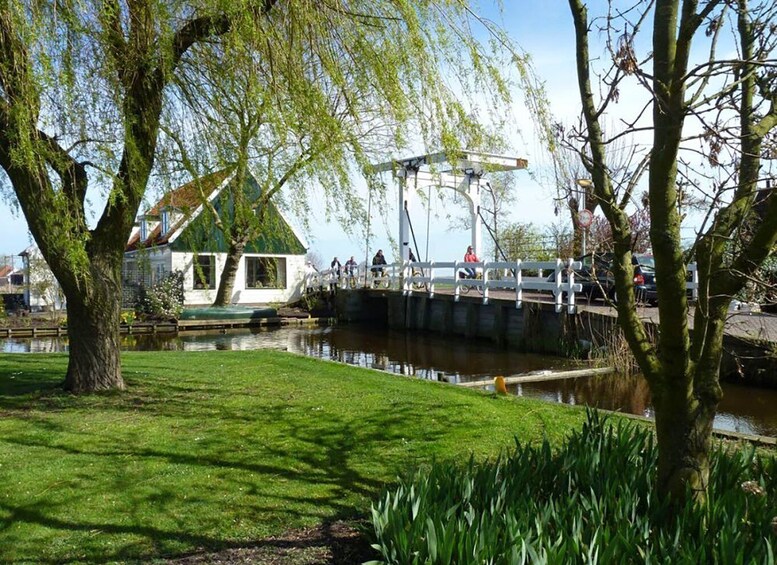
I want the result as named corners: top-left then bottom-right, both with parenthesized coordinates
top-left (161, 210), bottom-right (170, 235)
top-left (154, 264), bottom-right (167, 284)
top-left (193, 255), bottom-right (215, 289)
top-left (245, 257), bottom-right (286, 289)
top-left (139, 219), bottom-right (147, 241)
top-left (124, 261), bottom-right (137, 284)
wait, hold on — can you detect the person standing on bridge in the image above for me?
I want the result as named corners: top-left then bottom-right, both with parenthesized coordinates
top-left (330, 257), bottom-right (342, 290)
top-left (371, 249), bottom-right (387, 275)
top-left (330, 257), bottom-right (342, 278)
top-left (464, 245), bottom-right (479, 278)
top-left (305, 261), bottom-right (320, 293)
top-left (344, 256), bottom-right (358, 276)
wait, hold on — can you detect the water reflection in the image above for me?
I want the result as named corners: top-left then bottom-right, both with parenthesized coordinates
top-left (123, 326), bottom-right (574, 384)
top-left (2, 337), bottom-right (66, 354)
top-left (512, 372), bottom-right (777, 438)
top-left (2, 326), bottom-right (776, 437)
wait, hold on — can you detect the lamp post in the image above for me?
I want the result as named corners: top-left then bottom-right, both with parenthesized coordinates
top-left (576, 179), bottom-right (593, 255)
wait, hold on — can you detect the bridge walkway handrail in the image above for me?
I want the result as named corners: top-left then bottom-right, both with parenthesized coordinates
top-left (305, 258), bottom-right (584, 313)
top-left (400, 258), bottom-right (582, 313)
top-left (304, 262), bottom-right (402, 292)
top-left (304, 258), bottom-right (699, 314)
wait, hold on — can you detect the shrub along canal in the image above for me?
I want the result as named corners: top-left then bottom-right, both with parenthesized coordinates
top-left (2, 324), bottom-right (776, 438)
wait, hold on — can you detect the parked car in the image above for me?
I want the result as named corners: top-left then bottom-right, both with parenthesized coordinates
top-left (550, 253), bottom-right (657, 305)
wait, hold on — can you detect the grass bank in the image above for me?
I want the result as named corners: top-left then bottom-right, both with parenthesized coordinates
top-left (0, 351), bottom-right (585, 563)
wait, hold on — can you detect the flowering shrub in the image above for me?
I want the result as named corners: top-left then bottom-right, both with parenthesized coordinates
top-left (135, 271), bottom-right (184, 321)
top-left (120, 311), bottom-right (136, 326)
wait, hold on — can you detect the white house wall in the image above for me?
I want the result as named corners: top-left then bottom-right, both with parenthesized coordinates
top-left (20, 247), bottom-right (64, 311)
top-left (171, 252), bottom-right (306, 306)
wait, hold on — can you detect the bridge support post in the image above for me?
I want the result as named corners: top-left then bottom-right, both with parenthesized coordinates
top-left (466, 175), bottom-right (483, 259)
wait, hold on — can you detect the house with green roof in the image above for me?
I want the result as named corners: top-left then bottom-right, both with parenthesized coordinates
top-left (124, 169), bottom-right (308, 306)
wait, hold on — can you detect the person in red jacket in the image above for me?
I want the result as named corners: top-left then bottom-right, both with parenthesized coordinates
top-left (463, 245), bottom-right (479, 278)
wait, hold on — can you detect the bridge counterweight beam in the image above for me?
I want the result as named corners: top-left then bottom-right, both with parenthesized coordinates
top-left (398, 167), bottom-right (417, 262)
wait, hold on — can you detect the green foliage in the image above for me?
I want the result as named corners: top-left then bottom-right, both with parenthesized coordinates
top-left (498, 222), bottom-right (556, 269)
top-left (370, 410), bottom-right (777, 564)
top-left (0, 299), bottom-right (6, 320)
top-left (135, 271), bottom-right (184, 321)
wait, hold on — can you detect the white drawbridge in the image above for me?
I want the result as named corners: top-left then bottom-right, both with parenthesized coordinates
top-left (370, 150), bottom-right (528, 262)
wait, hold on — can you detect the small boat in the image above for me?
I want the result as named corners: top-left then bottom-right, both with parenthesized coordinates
top-left (179, 306), bottom-right (277, 321)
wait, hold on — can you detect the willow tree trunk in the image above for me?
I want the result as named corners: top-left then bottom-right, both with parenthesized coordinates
top-left (213, 240), bottom-right (247, 307)
top-left (62, 254), bottom-right (125, 392)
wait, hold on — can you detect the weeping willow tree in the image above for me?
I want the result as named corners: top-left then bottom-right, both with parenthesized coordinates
top-left (165, 38), bottom-right (392, 306)
top-left (163, 7), bottom-right (537, 307)
top-left (0, 1), bottom-right (536, 392)
top-left (564, 0), bottom-right (777, 503)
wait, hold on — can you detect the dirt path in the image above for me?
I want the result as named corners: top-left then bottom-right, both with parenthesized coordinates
top-left (166, 521), bottom-right (374, 565)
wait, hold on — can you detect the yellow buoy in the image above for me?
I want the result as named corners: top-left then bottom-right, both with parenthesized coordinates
top-left (494, 376), bottom-right (508, 394)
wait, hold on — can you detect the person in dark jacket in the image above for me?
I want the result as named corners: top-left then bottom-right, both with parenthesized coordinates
top-left (330, 257), bottom-right (342, 277)
top-left (371, 249), bottom-right (387, 275)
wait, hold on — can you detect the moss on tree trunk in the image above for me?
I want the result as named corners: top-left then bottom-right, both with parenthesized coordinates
top-left (63, 256), bottom-right (125, 392)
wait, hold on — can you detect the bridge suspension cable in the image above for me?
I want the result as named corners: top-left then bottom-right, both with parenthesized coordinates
top-left (478, 207), bottom-right (510, 263)
top-left (404, 204), bottom-right (423, 264)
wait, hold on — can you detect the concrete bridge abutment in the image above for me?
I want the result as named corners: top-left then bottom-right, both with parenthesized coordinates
top-left (337, 290), bottom-right (580, 356)
top-left (332, 288), bottom-right (777, 386)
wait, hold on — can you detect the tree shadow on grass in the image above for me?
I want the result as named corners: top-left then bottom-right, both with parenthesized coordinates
top-left (0, 355), bottom-right (65, 402)
top-left (0, 352), bottom-right (492, 562)
top-left (0, 399), bottom-right (447, 563)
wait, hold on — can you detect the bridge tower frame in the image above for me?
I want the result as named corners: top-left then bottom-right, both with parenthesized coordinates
top-left (371, 151), bottom-right (528, 261)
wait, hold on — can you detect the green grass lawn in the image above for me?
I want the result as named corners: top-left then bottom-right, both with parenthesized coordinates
top-left (0, 351), bottom-right (585, 563)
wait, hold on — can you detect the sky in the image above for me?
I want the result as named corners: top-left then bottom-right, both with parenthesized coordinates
top-left (308, 0), bottom-right (584, 267)
top-left (0, 1), bottom-right (700, 269)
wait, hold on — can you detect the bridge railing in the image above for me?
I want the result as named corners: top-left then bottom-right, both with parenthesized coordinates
top-left (400, 258), bottom-right (583, 313)
top-left (305, 259), bottom-right (701, 312)
top-left (305, 262), bottom-right (404, 292)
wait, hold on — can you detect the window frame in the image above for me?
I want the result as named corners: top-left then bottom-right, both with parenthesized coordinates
top-left (161, 210), bottom-right (170, 235)
top-left (245, 256), bottom-right (287, 289)
top-left (192, 254), bottom-right (216, 290)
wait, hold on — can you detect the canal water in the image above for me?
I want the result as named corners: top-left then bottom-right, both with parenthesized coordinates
top-left (2, 325), bottom-right (776, 438)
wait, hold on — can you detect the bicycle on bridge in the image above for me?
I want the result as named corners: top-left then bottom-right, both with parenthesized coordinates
top-left (458, 269), bottom-right (483, 295)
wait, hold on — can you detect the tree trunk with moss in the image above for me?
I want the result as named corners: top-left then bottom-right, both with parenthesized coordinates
top-left (63, 255), bottom-right (125, 392)
top-left (0, 3), bottom-right (243, 391)
top-left (2, 1), bottom-right (529, 394)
